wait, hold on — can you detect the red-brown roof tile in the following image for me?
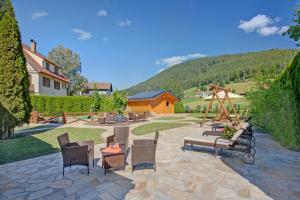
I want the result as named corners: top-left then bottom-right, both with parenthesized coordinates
top-left (23, 47), bottom-right (70, 83)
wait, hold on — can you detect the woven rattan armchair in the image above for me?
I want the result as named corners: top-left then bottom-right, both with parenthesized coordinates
top-left (106, 126), bottom-right (129, 155)
top-left (57, 133), bottom-right (94, 175)
top-left (131, 130), bottom-right (159, 172)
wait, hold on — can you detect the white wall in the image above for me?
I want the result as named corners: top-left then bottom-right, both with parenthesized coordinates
top-left (38, 75), bottom-right (67, 96)
top-left (26, 63), bottom-right (39, 94)
top-left (24, 48), bottom-right (67, 96)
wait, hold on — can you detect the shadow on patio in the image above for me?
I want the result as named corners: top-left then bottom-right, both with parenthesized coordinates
top-left (219, 132), bottom-right (300, 200)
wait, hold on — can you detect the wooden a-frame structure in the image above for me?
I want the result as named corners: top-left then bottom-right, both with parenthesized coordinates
top-left (203, 84), bottom-right (240, 123)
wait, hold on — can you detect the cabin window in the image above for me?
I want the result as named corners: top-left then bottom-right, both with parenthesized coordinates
top-left (166, 101), bottom-right (170, 107)
top-left (45, 62), bottom-right (50, 70)
top-left (54, 81), bottom-right (60, 90)
top-left (54, 66), bottom-right (59, 75)
top-left (42, 77), bottom-right (50, 87)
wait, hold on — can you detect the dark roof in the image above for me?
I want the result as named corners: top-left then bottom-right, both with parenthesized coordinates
top-left (128, 90), bottom-right (166, 100)
top-left (87, 82), bottom-right (112, 90)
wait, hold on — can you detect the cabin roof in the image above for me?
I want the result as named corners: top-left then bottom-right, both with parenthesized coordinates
top-left (128, 90), bottom-right (178, 101)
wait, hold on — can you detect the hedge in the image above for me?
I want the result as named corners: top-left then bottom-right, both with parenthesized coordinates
top-left (174, 102), bottom-right (184, 113)
top-left (31, 95), bottom-right (94, 113)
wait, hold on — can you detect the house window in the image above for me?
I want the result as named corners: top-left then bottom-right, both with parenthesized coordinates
top-left (166, 101), bottom-right (170, 107)
top-left (54, 66), bottom-right (59, 75)
top-left (42, 77), bottom-right (50, 87)
top-left (45, 62), bottom-right (50, 70)
top-left (54, 81), bottom-right (60, 90)
top-left (62, 83), bottom-right (66, 89)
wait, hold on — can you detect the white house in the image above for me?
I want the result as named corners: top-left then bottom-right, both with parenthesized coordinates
top-left (23, 40), bottom-right (70, 96)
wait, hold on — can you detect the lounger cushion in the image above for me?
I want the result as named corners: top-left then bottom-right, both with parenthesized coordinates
top-left (231, 129), bottom-right (244, 141)
top-left (184, 137), bottom-right (230, 147)
top-left (241, 122), bottom-right (249, 130)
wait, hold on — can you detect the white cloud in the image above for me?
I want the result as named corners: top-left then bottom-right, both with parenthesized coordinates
top-left (156, 53), bottom-right (207, 68)
top-left (238, 14), bottom-right (289, 37)
top-left (31, 11), bottom-right (48, 19)
top-left (97, 9), bottom-right (108, 17)
top-left (72, 29), bottom-right (92, 40)
top-left (258, 26), bottom-right (279, 36)
top-left (118, 19), bottom-right (131, 27)
top-left (278, 26), bottom-right (289, 35)
top-left (238, 14), bottom-right (273, 33)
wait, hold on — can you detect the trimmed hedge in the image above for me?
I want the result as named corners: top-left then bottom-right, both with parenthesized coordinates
top-left (248, 52), bottom-right (300, 150)
top-left (31, 96), bottom-right (94, 113)
top-left (174, 102), bottom-right (184, 113)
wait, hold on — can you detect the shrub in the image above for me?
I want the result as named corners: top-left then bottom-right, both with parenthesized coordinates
top-left (202, 105), bottom-right (207, 113)
top-left (113, 90), bottom-right (127, 114)
top-left (226, 105), bottom-right (231, 113)
top-left (212, 104), bottom-right (219, 113)
top-left (223, 125), bottom-right (236, 139)
top-left (195, 105), bottom-right (202, 113)
top-left (174, 102), bottom-right (184, 113)
top-left (184, 105), bottom-right (190, 113)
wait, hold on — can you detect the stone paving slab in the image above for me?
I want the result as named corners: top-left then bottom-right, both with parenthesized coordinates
top-left (0, 123), bottom-right (300, 200)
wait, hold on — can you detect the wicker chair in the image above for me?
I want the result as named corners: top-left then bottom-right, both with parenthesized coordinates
top-left (106, 126), bottom-right (129, 155)
top-left (106, 113), bottom-right (116, 124)
top-left (128, 112), bottom-right (136, 121)
top-left (57, 133), bottom-right (94, 175)
top-left (131, 130), bottom-right (159, 172)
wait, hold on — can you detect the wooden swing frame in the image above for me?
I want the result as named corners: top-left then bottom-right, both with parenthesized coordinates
top-left (203, 84), bottom-right (240, 123)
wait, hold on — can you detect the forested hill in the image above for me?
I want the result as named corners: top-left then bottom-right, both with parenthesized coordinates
top-left (127, 49), bottom-right (298, 95)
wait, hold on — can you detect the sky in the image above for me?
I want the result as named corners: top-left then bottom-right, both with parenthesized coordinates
top-left (12, 0), bottom-right (298, 89)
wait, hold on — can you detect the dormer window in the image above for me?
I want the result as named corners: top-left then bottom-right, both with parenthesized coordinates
top-left (45, 62), bottom-right (50, 70)
top-left (54, 66), bottom-right (59, 75)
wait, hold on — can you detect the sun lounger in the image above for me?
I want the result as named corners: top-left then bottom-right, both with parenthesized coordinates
top-left (184, 128), bottom-right (255, 164)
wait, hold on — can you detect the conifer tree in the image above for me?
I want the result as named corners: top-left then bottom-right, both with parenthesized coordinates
top-left (0, 0), bottom-right (32, 138)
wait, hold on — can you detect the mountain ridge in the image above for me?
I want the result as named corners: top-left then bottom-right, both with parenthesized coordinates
top-left (127, 48), bottom-right (298, 95)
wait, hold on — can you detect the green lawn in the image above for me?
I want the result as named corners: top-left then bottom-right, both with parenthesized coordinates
top-left (156, 116), bottom-right (186, 120)
top-left (0, 127), bottom-right (105, 164)
top-left (181, 97), bottom-right (200, 104)
top-left (132, 122), bottom-right (189, 135)
top-left (183, 98), bottom-right (249, 110)
top-left (184, 87), bottom-right (197, 96)
top-left (225, 80), bottom-right (254, 94)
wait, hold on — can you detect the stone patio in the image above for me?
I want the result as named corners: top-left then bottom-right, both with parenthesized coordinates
top-left (1, 123), bottom-right (300, 200)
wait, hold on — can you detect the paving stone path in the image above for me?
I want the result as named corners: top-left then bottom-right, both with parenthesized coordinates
top-left (1, 122), bottom-right (300, 200)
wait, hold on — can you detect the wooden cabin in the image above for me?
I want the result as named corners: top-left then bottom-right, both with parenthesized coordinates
top-left (127, 90), bottom-right (177, 114)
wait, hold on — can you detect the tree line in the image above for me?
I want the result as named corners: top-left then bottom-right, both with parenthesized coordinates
top-left (127, 49), bottom-right (298, 98)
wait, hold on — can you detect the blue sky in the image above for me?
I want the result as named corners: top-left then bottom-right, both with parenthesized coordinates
top-left (12, 0), bottom-right (298, 89)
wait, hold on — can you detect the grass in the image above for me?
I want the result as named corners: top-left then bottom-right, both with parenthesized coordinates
top-left (183, 80), bottom-right (254, 97)
top-left (184, 87), bottom-right (197, 96)
top-left (156, 116), bottom-right (186, 120)
top-left (183, 98), bottom-right (249, 110)
top-left (181, 97), bottom-right (200, 104)
top-left (0, 127), bottom-right (105, 164)
top-left (132, 122), bottom-right (189, 135)
top-left (225, 80), bottom-right (254, 94)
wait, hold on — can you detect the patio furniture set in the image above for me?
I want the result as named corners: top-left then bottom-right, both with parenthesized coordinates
top-left (97, 112), bottom-right (148, 125)
top-left (57, 126), bottom-right (159, 175)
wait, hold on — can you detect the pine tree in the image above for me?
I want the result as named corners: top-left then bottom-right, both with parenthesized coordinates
top-left (0, 0), bottom-right (32, 139)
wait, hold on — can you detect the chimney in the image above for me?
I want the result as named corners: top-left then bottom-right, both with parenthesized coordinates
top-left (30, 39), bottom-right (36, 53)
